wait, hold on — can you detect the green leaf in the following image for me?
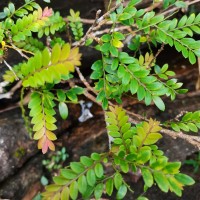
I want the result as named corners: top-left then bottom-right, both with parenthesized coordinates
top-left (182, 112), bottom-right (192, 121)
top-left (186, 13), bottom-right (195, 25)
top-left (69, 181), bottom-right (78, 200)
top-left (90, 70), bottom-right (103, 79)
top-left (144, 133), bottom-right (162, 145)
top-left (175, 173), bottom-right (195, 186)
top-left (4, 7), bottom-right (10, 16)
top-left (113, 138), bottom-right (123, 144)
top-left (86, 169), bottom-right (96, 186)
top-left (120, 159), bottom-right (129, 173)
top-left (145, 92), bottom-right (152, 106)
top-left (94, 163), bottom-right (104, 178)
top-left (60, 43), bottom-right (70, 61)
top-left (178, 15), bottom-right (187, 27)
top-left (57, 90), bottom-right (66, 102)
top-left (112, 38), bottom-right (124, 48)
top-left (66, 91), bottom-right (78, 102)
top-left (175, 1), bottom-right (187, 8)
top-left (134, 70), bottom-right (149, 78)
top-left (168, 176), bottom-right (182, 197)
top-left (179, 122), bottom-right (189, 131)
top-left (130, 79), bottom-right (139, 94)
top-left (78, 175), bottom-right (87, 194)
top-left (137, 86), bottom-right (146, 101)
top-left (101, 34), bottom-right (111, 42)
top-left (157, 29), bottom-right (166, 42)
top-left (109, 131), bottom-right (120, 137)
top-left (110, 12), bottom-right (117, 22)
top-left (51, 43), bottom-right (61, 64)
top-left (141, 168), bottom-right (153, 187)
top-left (188, 123), bottom-right (198, 132)
top-left (122, 72), bottom-right (131, 85)
top-left (45, 184), bottom-right (61, 192)
top-left (91, 153), bottom-right (101, 161)
top-left (59, 102), bottom-right (68, 120)
top-left (106, 178), bottom-right (113, 196)
top-left (111, 58), bottom-right (119, 70)
top-left (137, 148), bottom-right (151, 164)
top-left (81, 185), bottom-right (95, 199)
top-left (42, 48), bottom-right (50, 66)
top-left (0, 12), bottom-right (6, 19)
top-left (114, 173), bottom-right (123, 190)
top-left (153, 96), bottom-right (165, 111)
top-left (119, 13), bottom-right (132, 20)
top-left (146, 82), bottom-right (163, 91)
top-left (117, 65), bottom-right (126, 78)
top-left (171, 123), bottom-right (180, 132)
top-left (96, 90), bottom-right (105, 102)
top-left (189, 51), bottom-right (196, 64)
top-left (113, 32), bottom-right (125, 40)
top-left (153, 171), bottom-right (169, 193)
top-left (100, 42), bottom-right (110, 52)
top-left (41, 176), bottom-right (49, 186)
top-left (61, 187), bottom-right (70, 200)
top-left (110, 45), bottom-right (119, 57)
top-left (102, 98), bottom-right (108, 110)
top-left (70, 162), bottom-right (85, 174)
top-left (150, 15), bottom-right (164, 25)
top-left (129, 0), bottom-right (142, 6)
top-left (8, 3), bottom-right (15, 14)
top-left (80, 156), bottom-right (94, 167)
top-left (137, 197), bottom-right (148, 200)
top-left (163, 162), bottom-right (181, 174)
top-left (85, 38), bottom-right (93, 46)
top-left (120, 57), bottom-right (135, 64)
top-left (61, 169), bottom-right (77, 179)
top-left (116, 184), bottom-right (127, 199)
top-left (53, 176), bottom-right (68, 185)
top-left (94, 183), bottom-right (104, 199)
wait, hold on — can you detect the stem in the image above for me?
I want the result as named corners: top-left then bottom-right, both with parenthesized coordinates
top-left (6, 44), bottom-right (34, 57)
top-left (51, 153), bottom-right (108, 199)
top-left (75, 62), bottom-right (200, 149)
top-left (154, 25), bottom-right (196, 54)
top-left (9, 0), bottom-right (35, 18)
top-left (3, 60), bottom-right (19, 80)
top-left (20, 87), bottom-right (32, 136)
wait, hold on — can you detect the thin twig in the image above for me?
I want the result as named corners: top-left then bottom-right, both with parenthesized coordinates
top-left (84, 91), bottom-right (102, 106)
top-left (160, 128), bottom-right (200, 149)
top-left (0, 80), bottom-right (22, 99)
top-left (174, 111), bottom-right (188, 121)
top-left (76, 67), bottom-right (97, 95)
top-left (9, 44), bottom-right (32, 59)
top-left (196, 57), bottom-right (200, 90)
top-left (128, 116), bottom-right (200, 149)
top-left (3, 60), bottom-right (19, 80)
top-left (92, 26), bottom-right (131, 37)
top-left (75, 9), bottom-right (102, 47)
top-left (162, 0), bottom-right (200, 16)
top-left (74, 2), bottom-right (123, 47)
top-left (145, 2), bottom-right (162, 12)
top-left (148, 43), bottom-right (165, 67)
top-left (0, 91), bottom-right (30, 113)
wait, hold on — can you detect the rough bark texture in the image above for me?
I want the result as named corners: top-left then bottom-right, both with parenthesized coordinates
top-left (0, 109), bottom-right (37, 182)
top-left (0, 156), bottom-right (43, 200)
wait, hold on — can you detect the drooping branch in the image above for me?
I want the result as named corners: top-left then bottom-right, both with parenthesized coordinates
top-left (76, 65), bottom-right (200, 149)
